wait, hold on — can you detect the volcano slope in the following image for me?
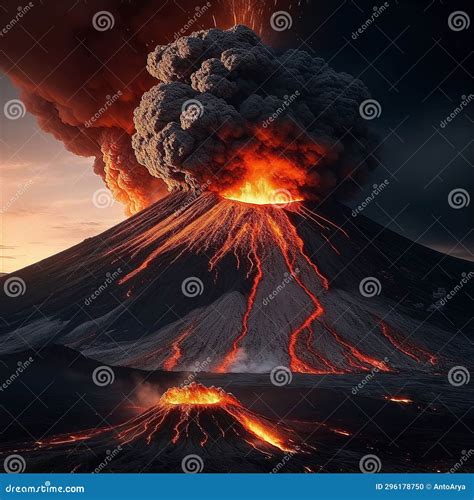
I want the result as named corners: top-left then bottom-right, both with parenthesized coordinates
top-left (0, 192), bottom-right (470, 374)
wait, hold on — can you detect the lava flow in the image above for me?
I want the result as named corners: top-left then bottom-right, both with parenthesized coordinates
top-left (113, 176), bottom-right (437, 374)
top-left (34, 383), bottom-right (302, 455)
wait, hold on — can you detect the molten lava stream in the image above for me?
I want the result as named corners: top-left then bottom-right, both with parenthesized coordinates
top-left (377, 320), bottom-right (437, 366)
top-left (322, 320), bottom-right (391, 372)
top-left (266, 212), bottom-right (328, 374)
top-left (216, 230), bottom-right (263, 372)
top-left (162, 324), bottom-right (194, 370)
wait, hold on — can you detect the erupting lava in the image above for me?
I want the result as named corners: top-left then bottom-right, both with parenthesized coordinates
top-left (35, 383), bottom-right (301, 455)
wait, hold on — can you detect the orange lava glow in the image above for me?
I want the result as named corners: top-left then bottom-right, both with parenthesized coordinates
top-left (220, 154), bottom-right (305, 206)
top-left (34, 383), bottom-right (302, 455)
top-left (162, 325), bottom-right (194, 371)
top-left (385, 396), bottom-right (413, 404)
top-left (378, 320), bottom-right (437, 366)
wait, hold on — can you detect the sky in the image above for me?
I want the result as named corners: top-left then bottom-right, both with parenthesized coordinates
top-left (1, 0), bottom-right (472, 272)
top-left (0, 84), bottom-right (124, 273)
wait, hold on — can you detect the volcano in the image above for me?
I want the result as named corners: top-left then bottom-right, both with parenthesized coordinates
top-left (0, 192), bottom-right (468, 374)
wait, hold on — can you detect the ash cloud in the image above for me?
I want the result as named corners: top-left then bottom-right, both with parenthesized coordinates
top-left (133, 25), bottom-right (376, 201)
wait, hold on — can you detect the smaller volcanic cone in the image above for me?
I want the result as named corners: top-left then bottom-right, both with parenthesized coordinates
top-left (32, 383), bottom-right (304, 461)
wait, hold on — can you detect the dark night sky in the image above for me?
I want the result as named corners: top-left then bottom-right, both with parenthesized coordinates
top-left (1, 0), bottom-right (472, 263)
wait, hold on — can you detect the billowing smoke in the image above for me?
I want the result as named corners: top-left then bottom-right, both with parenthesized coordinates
top-left (133, 25), bottom-right (376, 201)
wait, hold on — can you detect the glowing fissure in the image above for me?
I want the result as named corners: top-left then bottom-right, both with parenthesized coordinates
top-left (378, 320), bottom-right (437, 366)
top-left (34, 383), bottom-right (300, 454)
top-left (162, 325), bottom-right (194, 371)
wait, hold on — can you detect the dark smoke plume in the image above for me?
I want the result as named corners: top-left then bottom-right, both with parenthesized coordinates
top-left (133, 25), bottom-right (376, 201)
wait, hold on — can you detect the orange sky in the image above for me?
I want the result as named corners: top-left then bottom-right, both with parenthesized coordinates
top-left (1, 88), bottom-right (125, 274)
